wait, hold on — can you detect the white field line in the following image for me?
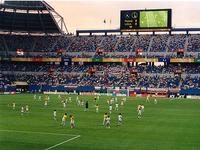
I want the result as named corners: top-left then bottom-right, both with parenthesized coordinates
top-left (0, 129), bottom-right (80, 137)
top-left (44, 135), bottom-right (81, 150)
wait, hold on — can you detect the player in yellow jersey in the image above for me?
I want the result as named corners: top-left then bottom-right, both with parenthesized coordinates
top-left (103, 113), bottom-right (108, 126)
top-left (137, 104), bottom-right (143, 119)
top-left (44, 100), bottom-right (48, 106)
top-left (12, 102), bottom-right (16, 110)
top-left (95, 104), bottom-right (99, 113)
top-left (70, 115), bottom-right (75, 128)
top-left (146, 94), bottom-right (150, 102)
top-left (61, 113), bottom-right (67, 126)
top-left (25, 105), bottom-right (29, 113)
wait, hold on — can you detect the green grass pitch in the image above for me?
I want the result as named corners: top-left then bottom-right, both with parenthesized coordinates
top-left (140, 11), bottom-right (168, 28)
top-left (1, 94), bottom-right (200, 150)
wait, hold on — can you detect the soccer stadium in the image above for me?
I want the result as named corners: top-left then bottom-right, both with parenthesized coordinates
top-left (0, 1), bottom-right (200, 150)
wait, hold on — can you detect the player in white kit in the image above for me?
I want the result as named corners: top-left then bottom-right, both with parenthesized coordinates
top-left (76, 96), bottom-right (79, 105)
top-left (137, 105), bottom-right (142, 119)
top-left (68, 97), bottom-right (72, 103)
top-left (105, 116), bottom-right (111, 128)
top-left (53, 110), bottom-right (57, 120)
top-left (63, 101), bottom-right (66, 108)
top-left (118, 113), bottom-right (123, 125)
top-left (154, 98), bottom-right (157, 104)
top-left (34, 94), bottom-right (36, 100)
top-left (21, 106), bottom-right (24, 115)
top-left (109, 105), bottom-right (112, 114)
top-left (44, 100), bottom-right (48, 106)
top-left (115, 97), bottom-right (118, 103)
top-left (25, 105), bottom-right (29, 113)
top-left (115, 103), bottom-right (119, 111)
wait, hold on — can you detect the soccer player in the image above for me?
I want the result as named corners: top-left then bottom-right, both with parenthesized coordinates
top-left (115, 97), bottom-right (118, 103)
top-left (109, 104), bottom-right (112, 114)
top-left (53, 110), bottom-right (57, 120)
top-left (95, 104), bottom-right (99, 113)
top-left (120, 100), bottom-right (124, 106)
top-left (103, 113), bottom-right (108, 126)
top-left (118, 113), bottom-right (123, 126)
top-left (146, 95), bottom-right (150, 102)
top-left (78, 99), bottom-right (81, 106)
top-left (33, 94), bottom-right (37, 100)
top-left (47, 95), bottom-right (50, 101)
top-left (25, 105), bottom-right (29, 113)
top-left (154, 98), bottom-right (157, 104)
top-left (70, 115), bottom-right (75, 128)
top-left (141, 105), bottom-right (144, 113)
top-left (44, 99), bottom-right (48, 106)
top-left (12, 102), bottom-right (16, 110)
top-left (63, 100), bottom-right (66, 108)
top-left (68, 97), bottom-right (72, 103)
top-left (107, 99), bottom-right (110, 105)
top-left (61, 113), bottom-right (67, 126)
top-left (124, 97), bottom-right (127, 103)
top-left (85, 101), bottom-right (89, 111)
top-left (94, 97), bottom-right (97, 102)
top-left (38, 95), bottom-right (41, 101)
top-left (58, 94), bottom-right (61, 99)
top-left (137, 104), bottom-right (142, 119)
top-left (105, 115), bottom-right (111, 128)
top-left (115, 103), bottom-right (119, 111)
top-left (21, 106), bottom-right (24, 115)
top-left (110, 98), bottom-right (114, 105)
top-left (81, 100), bottom-right (84, 106)
top-left (76, 96), bottom-right (79, 104)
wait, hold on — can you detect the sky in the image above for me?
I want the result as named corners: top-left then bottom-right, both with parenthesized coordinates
top-left (47, 0), bottom-right (200, 33)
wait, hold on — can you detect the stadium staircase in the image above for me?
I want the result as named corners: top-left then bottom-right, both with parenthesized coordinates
top-left (31, 39), bottom-right (37, 52)
top-left (2, 36), bottom-right (9, 54)
top-left (166, 36), bottom-right (171, 53)
top-left (130, 37), bottom-right (137, 56)
top-left (184, 35), bottom-right (189, 52)
top-left (147, 36), bottom-right (154, 52)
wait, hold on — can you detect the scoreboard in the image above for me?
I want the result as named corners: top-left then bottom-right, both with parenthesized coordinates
top-left (120, 10), bottom-right (140, 30)
top-left (120, 9), bottom-right (172, 31)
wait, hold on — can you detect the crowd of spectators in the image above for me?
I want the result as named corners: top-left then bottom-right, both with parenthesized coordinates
top-left (187, 34), bottom-right (200, 52)
top-left (1, 34), bottom-right (200, 58)
top-left (168, 34), bottom-right (187, 52)
top-left (1, 62), bottom-right (200, 89)
top-left (181, 75), bottom-right (200, 90)
top-left (150, 34), bottom-right (168, 52)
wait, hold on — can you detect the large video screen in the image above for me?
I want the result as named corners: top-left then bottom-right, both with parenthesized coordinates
top-left (120, 9), bottom-right (171, 30)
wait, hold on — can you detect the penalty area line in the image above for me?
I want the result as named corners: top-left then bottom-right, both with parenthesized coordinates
top-left (44, 135), bottom-right (81, 150)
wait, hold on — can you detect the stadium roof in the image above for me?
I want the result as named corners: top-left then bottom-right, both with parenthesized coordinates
top-left (76, 28), bottom-right (200, 36)
top-left (0, 1), bottom-right (67, 34)
top-left (0, 1), bottom-right (54, 10)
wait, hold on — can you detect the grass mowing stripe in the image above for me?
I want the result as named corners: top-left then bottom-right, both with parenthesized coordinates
top-left (44, 135), bottom-right (81, 150)
top-left (0, 129), bottom-right (80, 137)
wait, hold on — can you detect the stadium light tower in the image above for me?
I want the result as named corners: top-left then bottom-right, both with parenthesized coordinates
top-left (42, 1), bottom-right (68, 34)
